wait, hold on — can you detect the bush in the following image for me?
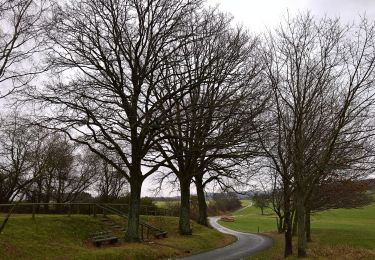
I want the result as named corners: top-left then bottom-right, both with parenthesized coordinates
top-left (155, 193), bottom-right (242, 221)
top-left (209, 192), bottom-right (241, 215)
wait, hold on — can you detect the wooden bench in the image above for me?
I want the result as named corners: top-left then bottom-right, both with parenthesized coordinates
top-left (92, 236), bottom-right (118, 247)
top-left (90, 231), bottom-right (119, 247)
top-left (154, 231), bottom-right (168, 239)
top-left (90, 231), bottom-right (112, 237)
top-left (141, 223), bottom-right (168, 240)
top-left (220, 215), bottom-right (235, 222)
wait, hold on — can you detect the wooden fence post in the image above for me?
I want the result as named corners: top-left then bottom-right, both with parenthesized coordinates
top-left (32, 204), bottom-right (36, 220)
top-left (141, 224), bottom-right (144, 241)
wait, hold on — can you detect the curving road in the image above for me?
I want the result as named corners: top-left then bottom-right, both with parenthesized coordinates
top-left (179, 216), bottom-right (273, 260)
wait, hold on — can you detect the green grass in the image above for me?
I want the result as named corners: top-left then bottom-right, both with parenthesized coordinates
top-left (154, 200), bottom-right (180, 209)
top-left (310, 203), bottom-right (375, 249)
top-left (219, 202), bottom-right (277, 233)
top-left (220, 199), bottom-right (375, 259)
top-left (0, 214), bottom-right (235, 259)
top-left (240, 200), bottom-right (251, 207)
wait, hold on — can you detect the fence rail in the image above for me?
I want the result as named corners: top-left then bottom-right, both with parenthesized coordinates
top-left (0, 202), bottom-right (170, 219)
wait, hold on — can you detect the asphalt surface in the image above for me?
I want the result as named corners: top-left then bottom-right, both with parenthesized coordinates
top-left (179, 216), bottom-right (273, 260)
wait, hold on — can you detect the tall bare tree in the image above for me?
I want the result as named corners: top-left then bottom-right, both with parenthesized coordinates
top-left (30, 0), bottom-right (204, 241)
top-left (261, 14), bottom-right (375, 257)
top-left (155, 9), bottom-right (266, 232)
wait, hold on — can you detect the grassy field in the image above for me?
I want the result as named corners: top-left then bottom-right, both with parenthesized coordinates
top-left (239, 200), bottom-right (251, 207)
top-left (0, 214), bottom-right (235, 260)
top-left (220, 199), bottom-right (375, 259)
top-left (154, 200), bottom-right (179, 208)
top-left (219, 203), bottom-right (276, 233)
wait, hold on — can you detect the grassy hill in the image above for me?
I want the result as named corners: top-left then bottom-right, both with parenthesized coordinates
top-left (0, 214), bottom-right (235, 260)
top-left (220, 198), bottom-right (375, 259)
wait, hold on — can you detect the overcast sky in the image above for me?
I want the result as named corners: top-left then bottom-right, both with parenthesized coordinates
top-left (206, 0), bottom-right (375, 32)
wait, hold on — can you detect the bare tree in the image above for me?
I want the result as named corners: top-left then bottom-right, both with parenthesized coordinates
top-left (93, 153), bottom-right (129, 202)
top-left (252, 192), bottom-right (270, 215)
top-left (260, 13), bottom-right (375, 257)
top-left (0, 113), bottom-right (37, 203)
top-left (0, 0), bottom-right (47, 98)
top-left (155, 8), bottom-right (266, 232)
top-left (39, 135), bottom-right (96, 206)
top-left (29, 0), bottom-right (204, 241)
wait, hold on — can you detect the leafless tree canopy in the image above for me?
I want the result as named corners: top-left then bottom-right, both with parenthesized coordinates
top-left (153, 8), bottom-right (268, 231)
top-left (0, 114), bottom-right (37, 203)
top-left (0, 0), bottom-right (47, 98)
top-left (30, 0), bottom-right (208, 242)
top-left (260, 13), bottom-right (375, 257)
top-left (0, 114), bottom-right (100, 205)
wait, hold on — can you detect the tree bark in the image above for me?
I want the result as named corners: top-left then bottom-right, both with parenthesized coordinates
top-left (284, 208), bottom-right (293, 257)
top-left (179, 177), bottom-right (192, 235)
top-left (306, 208), bottom-right (311, 242)
top-left (283, 183), bottom-right (293, 257)
top-left (126, 177), bottom-right (142, 242)
top-left (292, 209), bottom-right (298, 236)
top-left (195, 176), bottom-right (208, 226)
top-left (296, 191), bottom-right (307, 257)
top-left (276, 215), bottom-right (284, 233)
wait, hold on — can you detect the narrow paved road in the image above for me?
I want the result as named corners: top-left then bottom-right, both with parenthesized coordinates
top-left (179, 217), bottom-right (273, 260)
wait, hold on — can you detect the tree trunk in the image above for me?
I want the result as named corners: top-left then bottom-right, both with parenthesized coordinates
top-left (283, 184), bottom-right (293, 257)
top-left (125, 178), bottom-right (142, 242)
top-left (276, 215), bottom-right (284, 233)
top-left (306, 208), bottom-right (311, 242)
top-left (292, 209), bottom-right (298, 236)
top-left (296, 192), bottom-right (307, 257)
top-left (284, 209), bottom-right (293, 257)
top-left (179, 177), bottom-right (192, 235)
top-left (195, 176), bottom-right (208, 226)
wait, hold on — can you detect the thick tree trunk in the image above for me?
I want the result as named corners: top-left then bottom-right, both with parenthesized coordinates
top-left (306, 208), bottom-right (311, 242)
top-left (195, 176), bottom-right (208, 226)
top-left (126, 178), bottom-right (142, 242)
top-left (179, 177), bottom-right (192, 235)
top-left (296, 192), bottom-right (307, 257)
top-left (283, 183), bottom-right (293, 257)
top-left (284, 209), bottom-right (293, 257)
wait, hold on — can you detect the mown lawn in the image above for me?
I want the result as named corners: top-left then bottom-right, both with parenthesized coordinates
top-left (220, 199), bottom-right (375, 259)
top-left (0, 214), bottom-right (235, 260)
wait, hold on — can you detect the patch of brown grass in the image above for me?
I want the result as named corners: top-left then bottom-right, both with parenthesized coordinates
top-left (251, 232), bottom-right (375, 260)
top-left (308, 245), bottom-right (375, 260)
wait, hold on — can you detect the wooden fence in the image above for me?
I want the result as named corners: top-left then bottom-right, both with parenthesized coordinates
top-left (0, 202), bottom-right (170, 219)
